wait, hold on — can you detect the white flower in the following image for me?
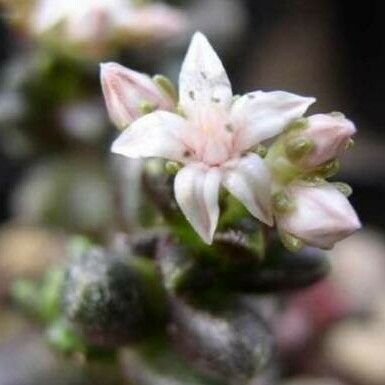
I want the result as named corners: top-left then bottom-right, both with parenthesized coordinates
top-left (111, 32), bottom-right (315, 243)
top-left (30, 0), bottom-right (186, 45)
top-left (276, 181), bottom-right (361, 249)
top-left (100, 62), bottom-right (176, 129)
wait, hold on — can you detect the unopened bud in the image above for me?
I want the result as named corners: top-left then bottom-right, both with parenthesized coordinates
top-left (285, 117), bottom-right (308, 132)
top-left (253, 144), bottom-right (268, 158)
top-left (100, 62), bottom-right (175, 129)
top-left (153, 74), bottom-right (178, 103)
top-left (276, 182), bottom-right (361, 250)
top-left (313, 158), bottom-right (340, 178)
top-left (287, 113), bottom-right (356, 169)
top-left (139, 101), bottom-right (157, 115)
top-left (279, 232), bottom-right (304, 252)
top-left (273, 191), bottom-right (295, 214)
top-left (285, 137), bottom-right (314, 161)
top-left (165, 161), bottom-right (182, 175)
top-left (332, 181), bottom-right (353, 197)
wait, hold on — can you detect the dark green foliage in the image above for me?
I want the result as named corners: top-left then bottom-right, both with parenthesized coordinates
top-left (61, 245), bottom-right (167, 347)
top-left (169, 297), bottom-right (273, 384)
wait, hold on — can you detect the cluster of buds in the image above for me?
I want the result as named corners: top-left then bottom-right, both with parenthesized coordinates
top-left (266, 112), bottom-right (360, 250)
top-left (101, 32), bottom-right (360, 251)
top-left (3, 0), bottom-right (187, 57)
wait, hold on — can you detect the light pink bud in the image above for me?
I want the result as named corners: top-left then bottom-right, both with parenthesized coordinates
top-left (296, 113), bottom-right (356, 168)
top-left (277, 182), bottom-right (361, 249)
top-left (100, 62), bottom-right (175, 129)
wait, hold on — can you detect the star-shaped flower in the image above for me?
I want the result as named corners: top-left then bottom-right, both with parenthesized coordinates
top-left (111, 32), bottom-right (315, 243)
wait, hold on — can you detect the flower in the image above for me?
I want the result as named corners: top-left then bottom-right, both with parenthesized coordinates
top-left (285, 113), bottom-right (356, 169)
top-left (100, 62), bottom-right (176, 129)
top-left (110, 32), bottom-right (315, 243)
top-left (29, 0), bottom-right (186, 51)
top-left (276, 181), bottom-right (361, 249)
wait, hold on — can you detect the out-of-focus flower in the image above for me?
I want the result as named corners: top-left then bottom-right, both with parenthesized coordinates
top-left (329, 230), bottom-right (385, 313)
top-left (323, 317), bottom-right (385, 385)
top-left (275, 279), bottom-right (348, 355)
top-left (110, 32), bottom-right (314, 243)
top-left (284, 113), bottom-right (356, 169)
top-left (275, 181), bottom-right (360, 249)
top-left (100, 62), bottom-right (176, 129)
top-left (2, 0), bottom-right (187, 56)
top-left (29, 0), bottom-right (187, 52)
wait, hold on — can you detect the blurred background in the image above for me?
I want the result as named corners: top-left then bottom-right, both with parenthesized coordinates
top-left (0, 1), bottom-right (385, 385)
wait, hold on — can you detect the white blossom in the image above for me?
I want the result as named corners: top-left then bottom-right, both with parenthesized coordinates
top-left (111, 32), bottom-right (315, 243)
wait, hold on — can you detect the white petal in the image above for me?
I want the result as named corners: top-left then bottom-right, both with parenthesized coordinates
top-left (179, 32), bottom-right (232, 119)
top-left (174, 164), bottom-right (221, 244)
top-left (111, 111), bottom-right (189, 162)
top-left (222, 153), bottom-right (273, 225)
top-left (231, 91), bottom-right (315, 152)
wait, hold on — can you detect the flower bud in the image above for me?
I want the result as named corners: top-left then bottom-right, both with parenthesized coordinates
top-left (276, 182), bottom-right (361, 249)
top-left (100, 62), bottom-right (175, 129)
top-left (285, 113), bottom-right (356, 169)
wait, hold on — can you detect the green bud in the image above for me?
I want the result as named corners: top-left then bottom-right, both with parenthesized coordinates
top-left (252, 144), bottom-right (268, 158)
top-left (346, 138), bottom-right (355, 149)
top-left (329, 111), bottom-right (346, 119)
top-left (176, 104), bottom-right (186, 117)
top-left (165, 161), bottom-right (182, 175)
top-left (285, 137), bottom-right (314, 161)
top-left (313, 158), bottom-right (340, 178)
top-left (280, 232), bottom-right (304, 253)
top-left (285, 117), bottom-right (308, 132)
top-left (298, 175), bottom-right (326, 187)
top-left (139, 101), bottom-right (157, 115)
top-left (273, 191), bottom-right (295, 214)
top-left (332, 181), bottom-right (353, 197)
top-left (153, 74), bottom-right (178, 103)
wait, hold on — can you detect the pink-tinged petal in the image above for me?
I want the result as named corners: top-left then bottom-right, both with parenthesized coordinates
top-left (174, 164), bottom-right (221, 244)
top-left (277, 182), bottom-right (361, 249)
top-left (222, 153), bottom-right (273, 226)
top-left (231, 91), bottom-right (315, 152)
top-left (179, 32), bottom-right (232, 120)
top-left (111, 111), bottom-right (189, 162)
top-left (100, 62), bottom-right (174, 129)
